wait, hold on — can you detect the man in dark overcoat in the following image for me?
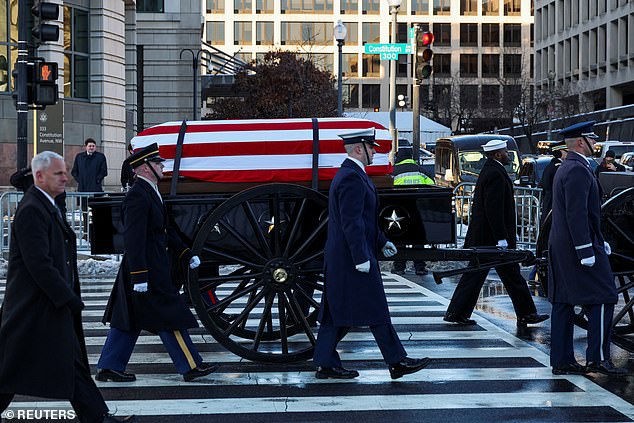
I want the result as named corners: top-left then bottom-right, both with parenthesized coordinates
top-left (444, 139), bottom-right (549, 326)
top-left (313, 129), bottom-right (430, 380)
top-left (97, 143), bottom-right (219, 383)
top-left (538, 143), bottom-right (568, 225)
top-left (71, 138), bottom-right (108, 192)
top-left (548, 121), bottom-right (626, 376)
top-left (0, 152), bottom-right (116, 422)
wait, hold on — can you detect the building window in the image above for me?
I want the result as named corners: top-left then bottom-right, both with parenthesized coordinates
top-left (481, 85), bottom-right (499, 108)
top-left (411, 0), bottom-right (429, 14)
top-left (0, 0), bottom-right (17, 93)
top-left (206, 21), bottom-right (225, 45)
top-left (460, 23), bottom-right (478, 46)
top-left (433, 23), bottom-right (451, 46)
top-left (235, 0), bottom-right (252, 13)
top-left (343, 83), bottom-right (359, 107)
top-left (460, 0), bottom-right (477, 15)
top-left (341, 0), bottom-right (358, 13)
top-left (482, 0), bottom-right (498, 15)
top-left (482, 23), bottom-right (499, 46)
top-left (362, 84), bottom-right (380, 108)
top-left (433, 54), bottom-right (451, 76)
top-left (362, 22), bottom-right (379, 44)
top-left (281, 0), bottom-right (333, 14)
top-left (362, 54), bottom-right (380, 76)
top-left (256, 0), bottom-right (274, 12)
top-left (503, 23), bottom-right (521, 47)
top-left (342, 53), bottom-right (359, 77)
top-left (503, 0), bottom-right (520, 15)
top-left (137, 0), bottom-right (164, 12)
top-left (460, 85), bottom-right (478, 107)
top-left (503, 85), bottom-right (521, 108)
top-left (503, 54), bottom-right (521, 77)
top-left (481, 54), bottom-right (499, 77)
top-left (433, 0), bottom-right (451, 14)
top-left (256, 22), bottom-right (273, 45)
top-left (362, 0), bottom-right (379, 14)
top-left (281, 22), bottom-right (332, 45)
top-left (63, 6), bottom-right (89, 99)
top-left (460, 54), bottom-right (478, 77)
top-left (207, 0), bottom-right (225, 13)
top-left (234, 22), bottom-right (252, 45)
top-left (343, 22), bottom-right (358, 44)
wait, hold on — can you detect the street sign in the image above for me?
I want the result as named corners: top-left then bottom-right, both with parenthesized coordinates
top-left (408, 27), bottom-right (415, 40)
top-left (364, 43), bottom-right (412, 60)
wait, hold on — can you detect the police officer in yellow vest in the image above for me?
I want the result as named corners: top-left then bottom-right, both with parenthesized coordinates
top-left (392, 145), bottom-right (434, 275)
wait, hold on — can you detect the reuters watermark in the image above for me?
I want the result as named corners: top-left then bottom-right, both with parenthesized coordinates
top-left (1, 409), bottom-right (76, 420)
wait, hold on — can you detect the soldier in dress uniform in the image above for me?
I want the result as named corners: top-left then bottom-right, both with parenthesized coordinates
top-left (444, 139), bottom-right (549, 326)
top-left (548, 121), bottom-right (627, 376)
top-left (96, 143), bottom-right (220, 383)
top-left (313, 129), bottom-right (430, 380)
top-left (538, 142), bottom-right (568, 225)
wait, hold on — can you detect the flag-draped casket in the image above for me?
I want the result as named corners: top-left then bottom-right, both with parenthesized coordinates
top-left (130, 118), bottom-right (392, 183)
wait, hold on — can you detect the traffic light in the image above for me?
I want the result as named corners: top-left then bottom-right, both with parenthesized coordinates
top-left (32, 61), bottom-right (58, 106)
top-left (31, 2), bottom-right (60, 43)
top-left (415, 30), bottom-right (434, 81)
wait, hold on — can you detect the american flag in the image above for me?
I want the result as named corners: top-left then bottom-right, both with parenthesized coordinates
top-left (130, 118), bottom-right (392, 183)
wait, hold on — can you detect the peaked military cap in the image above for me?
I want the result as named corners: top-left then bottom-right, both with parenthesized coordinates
top-left (339, 128), bottom-right (380, 147)
top-left (482, 139), bottom-right (507, 152)
top-left (559, 121), bottom-right (599, 140)
top-left (126, 142), bottom-right (166, 169)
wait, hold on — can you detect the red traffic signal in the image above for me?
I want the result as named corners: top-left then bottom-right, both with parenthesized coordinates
top-left (415, 30), bottom-right (434, 80)
top-left (418, 31), bottom-right (434, 47)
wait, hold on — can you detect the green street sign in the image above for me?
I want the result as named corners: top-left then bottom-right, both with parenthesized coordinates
top-left (364, 43), bottom-right (412, 60)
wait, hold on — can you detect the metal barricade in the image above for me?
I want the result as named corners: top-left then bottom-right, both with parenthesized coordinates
top-left (451, 182), bottom-right (543, 252)
top-left (0, 191), bottom-right (116, 254)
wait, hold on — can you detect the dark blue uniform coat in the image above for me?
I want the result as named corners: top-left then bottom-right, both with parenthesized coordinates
top-left (0, 188), bottom-right (87, 398)
top-left (103, 178), bottom-right (197, 332)
top-left (318, 159), bottom-right (390, 327)
top-left (538, 157), bottom-right (562, 221)
top-left (548, 152), bottom-right (616, 305)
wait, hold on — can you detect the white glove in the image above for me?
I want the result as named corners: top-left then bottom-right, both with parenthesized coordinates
top-left (580, 256), bottom-right (596, 267)
top-left (189, 255), bottom-right (201, 269)
top-left (133, 282), bottom-right (148, 292)
top-left (356, 261), bottom-right (370, 273)
top-left (604, 241), bottom-right (612, 256)
top-left (496, 239), bottom-right (508, 248)
top-left (382, 241), bottom-right (398, 258)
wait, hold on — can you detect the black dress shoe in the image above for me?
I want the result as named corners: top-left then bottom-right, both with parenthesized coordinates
top-left (95, 369), bottom-right (136, 382)
top-left (443, 312), bottom-right (477, 325)
top-left (517, 313), bottom-right (549, 326)
top-left (389, 357), bottom-right (431, 380)
top-left (552, 362), bottom-right (588, 375)
top-left (586, 360), bottom-right (628, 376)
top-left (183, 362), bottom-right (221, 382)
top-left (315, 366), bottom-right (359, 379)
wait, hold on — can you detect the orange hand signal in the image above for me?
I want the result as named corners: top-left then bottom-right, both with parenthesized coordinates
top-left (41, 64), bottom-right (52, 81)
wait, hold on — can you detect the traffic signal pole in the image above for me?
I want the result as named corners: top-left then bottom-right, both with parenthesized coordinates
top-left (16, 0), bottom-right (29, 170)
top-left (412, 81), bottom-right (421, 163)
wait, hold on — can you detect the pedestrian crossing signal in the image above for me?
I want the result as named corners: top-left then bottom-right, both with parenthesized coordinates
top-left (32, 61), bottom-right (58, 106)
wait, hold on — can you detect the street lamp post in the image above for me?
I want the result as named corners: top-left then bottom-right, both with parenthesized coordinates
top-left (179, 48), bottom-right (210, 121)
top-left (334, 21), bottom-right (347, 117)
top-left (547, 70), bottom-right (555, 140)
top-left (387, 0), bottom-right (401, 159)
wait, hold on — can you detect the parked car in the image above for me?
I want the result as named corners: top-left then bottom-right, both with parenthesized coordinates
top-left (516, 155), bottom-right (553, 187)
top-left (594, 141), bottom-right (634, 160)
top-left (434, 134), bottom-right (521, 188)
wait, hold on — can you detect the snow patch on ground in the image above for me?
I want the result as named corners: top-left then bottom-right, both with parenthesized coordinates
top-left (0, 256), bottom-right (122, 278)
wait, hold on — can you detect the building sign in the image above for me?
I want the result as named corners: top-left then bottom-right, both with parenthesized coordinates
top-left (35, 102), bottom-right (63, 156)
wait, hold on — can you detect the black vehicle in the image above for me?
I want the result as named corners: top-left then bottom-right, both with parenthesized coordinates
top-left (516, 155), bottom-right (553, 187)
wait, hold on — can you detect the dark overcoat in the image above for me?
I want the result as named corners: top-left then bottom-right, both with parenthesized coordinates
top-left (464, 159), bottom-right (517, 248)
top-left (71, 151), bottom-right (107, 192)
top-left (548, 153), bottom-right (616, 305)
top-left (0, 188), bottom-right (86, 399)
top-left (318, 159), bottom-right (390, 326)
top-left (538, 157), bottom-right (561, 219)
top-left (102, 178), bottom-right (197, 332)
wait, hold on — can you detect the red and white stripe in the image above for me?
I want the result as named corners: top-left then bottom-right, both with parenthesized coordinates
top-left (130, 118), bottom-right (392, 183)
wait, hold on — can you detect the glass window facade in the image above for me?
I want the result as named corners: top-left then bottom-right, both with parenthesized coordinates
top-left (343, 83), bottom-right (359, 107)
top-left (281, 22), bottom-right (332, 45)
top-left (503, 54), bottom-right (521, 76)
top-left (460, 54), bottom-right (478, 77)
top-left (482, 0), bottom-right (498, 15)
top-left (342, 53), bottom-right (359, 76)
top-left (207, 0), bottom-right (225, 13)
top-left (343, 22), bottom-right (358, 44)
top-left (281, 0), bottom-right (333, 13)
top-left (137, 0), bottom-right (164, 12)
top-left (206, 21), bottom-right (225, 44)
top-left (362, 54), bottom-right (380, 76)
top-left (256, 0), bottom-right (274, 12)
top-left (0, 0), bottom-right (16, 93)
top-left (256, 21), bottom-right (274, 45)
top-left (362, 0), bottom-right (379, 15)
top-left (362, 83), bottom-right (380, 108)
top-left (460, 23), bottom-right (478, 46)
top-left (460, 0), bottom-right (477, 15)
top-left (433, 0), bottom-right (451, 15)
top-left (433, 54), bottom-right (451, 76)
top-left (504, 0), bottom-right (520, 15)
top-left (411, 0), bottom-right (429, 15)
top-left (481, 54), bottom-right (499, 77)
top-left (63, 6), bottom-right (90, 99)
top-left (433, 23), bottom-right (451, 46)
top-left (362, 22), bottom-right (379, 44)
top-left (503, 23), bottom-right (521, 46)
top-left (235, 0), bottom-right (252, 13)
top-left (235, 21), bottom-right (252, 45)
top-left (341, 0), bottom-right (358, 13)
top-left (482, 23), bottom-right (499, 46)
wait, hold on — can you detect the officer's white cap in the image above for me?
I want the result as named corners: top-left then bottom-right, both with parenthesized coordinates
top-left (482, 139), bottom-right (507, 152)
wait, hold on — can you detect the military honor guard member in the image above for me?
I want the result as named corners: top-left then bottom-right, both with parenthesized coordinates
top-left (97, 143), bottom-right (220, 383)
top-left (313, 129), bottom-right (431, 380)
top-left (444, 139), bottom-right (549, 326)
top-left (538, 142), bottom-right (568, 224)
top-left (548, 121), bottom-right (627, 376)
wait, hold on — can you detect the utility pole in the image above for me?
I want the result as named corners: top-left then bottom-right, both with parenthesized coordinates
top-left (16, 0), bottom-right (29, 170)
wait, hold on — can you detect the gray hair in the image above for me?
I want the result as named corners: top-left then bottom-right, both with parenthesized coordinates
top-left (31, 151), bottom-right (64, 173)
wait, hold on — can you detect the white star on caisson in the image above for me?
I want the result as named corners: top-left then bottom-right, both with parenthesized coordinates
top-left (384, 210), bottom-right (405, 230)
top-left (264, 216), bottom-right (285, 233)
